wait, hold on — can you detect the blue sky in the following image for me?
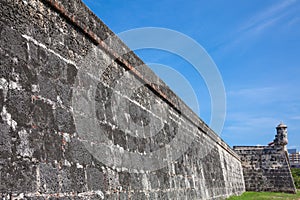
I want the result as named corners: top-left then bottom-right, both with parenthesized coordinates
top-left (82, 0), bottom-right (300, 150)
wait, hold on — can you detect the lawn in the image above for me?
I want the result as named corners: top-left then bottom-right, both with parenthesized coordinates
top-left (227, 191), bottom-right (300, 200)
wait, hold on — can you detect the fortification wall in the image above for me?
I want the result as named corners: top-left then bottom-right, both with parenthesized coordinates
top-left (234, 146), bottom-right (296, 193)
top-left (0, 0), bottom-right (245, 199)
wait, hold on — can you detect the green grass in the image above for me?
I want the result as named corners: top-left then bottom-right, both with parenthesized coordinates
top-left (292, 168), bottom-right (300, 189)
top-left (227, 191), bottom-right (300, 200)
top-left (227, 168), bottom-right (300, 199)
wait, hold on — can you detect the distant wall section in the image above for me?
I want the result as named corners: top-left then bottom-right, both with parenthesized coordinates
top-left (234, 124), bottom-right (296, 193)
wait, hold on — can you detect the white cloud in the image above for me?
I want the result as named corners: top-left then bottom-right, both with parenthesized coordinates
top-left (227, 84), bottom-right (300, 107)
top-left (226, 114), bottom-right (279, 127)
top-left (215, 0), bottom-right (298, 53)
top-left (227, 86), bottom-right (280, 105)
top-left (290, 116), bottom-right (300, 120)
top-left (288, 17), bottom-right (300, 26)
top-left (228, 86), bottom-right (276, 96)
top-left (239, 0), bottom-right (296, 33)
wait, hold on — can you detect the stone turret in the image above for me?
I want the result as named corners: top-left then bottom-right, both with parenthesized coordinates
top-left (274, 122), bottom-right (288, 149)
top-left (234, 122), bottom-right (296, 193)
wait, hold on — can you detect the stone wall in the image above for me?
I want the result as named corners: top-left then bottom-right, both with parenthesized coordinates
top-left (234, 146), bottom-right (296, 193)
top-left (0, 0), bottom-right (245, 199)
top-left (234, 123), bottom-right (296, 194)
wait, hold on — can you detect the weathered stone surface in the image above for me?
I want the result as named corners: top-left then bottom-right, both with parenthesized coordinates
top-left (234, 146), bottom-right (296, 193)
top-left (0, 0), bottom-right (245, 199)
top-left (234, 123), bottom-right (296, 194)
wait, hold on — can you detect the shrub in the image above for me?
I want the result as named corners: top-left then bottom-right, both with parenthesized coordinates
top-left (291, 168), bottom-right (300, 189)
